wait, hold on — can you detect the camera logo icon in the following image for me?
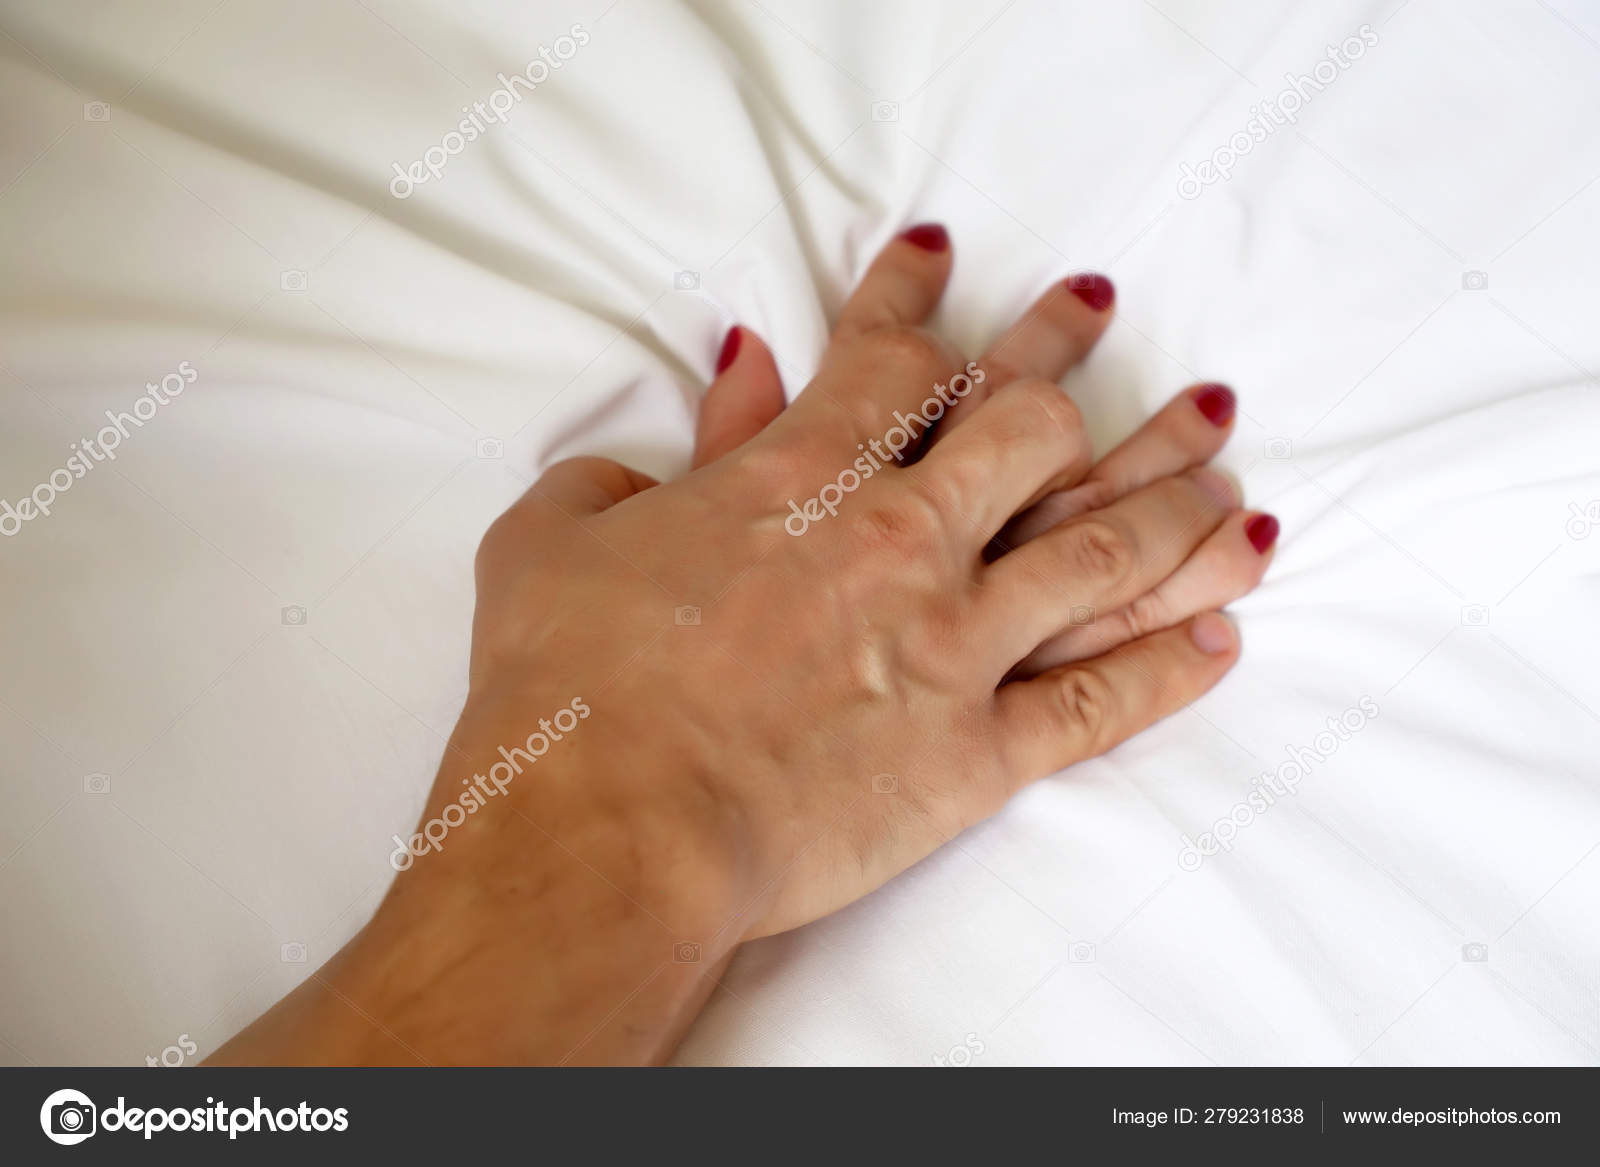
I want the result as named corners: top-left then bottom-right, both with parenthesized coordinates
top-left (1460, 604), bottom-right (1490, 627)
top-left (476, 437), bottom-right (504, 460)
top-left (1264, 437), bottom-right (1293, 461)
top-left (871, 101), bottom-right (900, 122)
top-left (280, 941), bottom-right (307, 963)
top-left (1069, 604), bottom-right (1095, 626)
top-left (1461, 270), bottom-right (1488, 292)
top-left (871, 773), bottom-right (898, 794)
top-left (1461, 942), bottom-right (1489, 962)
top-left (83, 772), bottom-right (111, 795)
top-left (83, 101), bottom-right (111, 123)
top-left (673, 941), bottom-right (701, 963)
top-left (674, 605), bottom-right (701, 626)
top-left (1069, 941), bottom-right (1096, 963)
top-left (279, 269), bottom-right (308, 293)
top-left (281, 605), bottom-right (307, 626)
top-left (673, 270), bottom-right (700, 291)
top-left (40, 1088), bottom-right (96, 1145)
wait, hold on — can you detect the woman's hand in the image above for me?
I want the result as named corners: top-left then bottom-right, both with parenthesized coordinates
top-left (210, 225), bottom-right (1276, 1066)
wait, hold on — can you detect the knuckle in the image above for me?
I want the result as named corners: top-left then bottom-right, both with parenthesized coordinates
top-left (921, 450), bottom-right (987, 522)
top-left (845, 488), bottom-right (945, 558)
top-left (725, 433), bottom-right (811, 495)
top-left (1059, 518), bottom-right (1135, 590)
top-left (1122, 590), bottom-right (1171, 640)
top-left (1073, 477), bottom-right (1120, 514)
top-left (1013, 378), bottom-right (1082, 438)
top-left (856, 325), bottom-right (949, 374)
top-left (1052, 667), bottom-right (1115, 748)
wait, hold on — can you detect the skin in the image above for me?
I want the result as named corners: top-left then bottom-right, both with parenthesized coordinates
top-left (209, 228), bottom-right (1275, 1066)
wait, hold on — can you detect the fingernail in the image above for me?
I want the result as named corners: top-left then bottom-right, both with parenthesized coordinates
top-left (1065, 272), bottom-right (1115, 312)
top-left (1245, 513), bottom-right (1280, 553)
top-left (715, 326), bottom-right (741, 374)
top-left (899, 223), bottom-right (949, 252)
top-left (1190, 611), bottom-right (1236, 655)
top-left (1190, 466), bottom-right (1240, 509)
top-left (1193, 382), bottom-right (1236, 427)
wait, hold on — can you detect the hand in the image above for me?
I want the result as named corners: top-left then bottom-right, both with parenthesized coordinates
top-left (210, 225), bottom-right (1276, 1065)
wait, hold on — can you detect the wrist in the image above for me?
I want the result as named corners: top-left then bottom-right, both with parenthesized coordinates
top-left (211, 754), bottom-right (751, 1065)
top-left (437, 690), bottom-right (761, 943)
top-left (351, 709), bottom-right (757, 1062)
top-left (347, 816), bottom-right (742, 1063)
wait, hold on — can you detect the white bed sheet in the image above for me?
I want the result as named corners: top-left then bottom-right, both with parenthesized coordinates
top-left (1, 0), bottom-right (1598, 1066)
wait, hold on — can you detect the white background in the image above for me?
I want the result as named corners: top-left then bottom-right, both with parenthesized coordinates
top-left (1, 0), bottom-right (1597, 1065)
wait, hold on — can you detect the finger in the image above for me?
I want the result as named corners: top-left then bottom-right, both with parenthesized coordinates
top-left (987, 478), bottom-right (1117, 562)
top-left (692, 326), bottom-right (787, 468)
top-left (1019, 511), bottom-right (1278, 675)
top-left (981, 467), bottom-right (1239, 663)
top-left (797, 224), bottom-right (962, 454)
top-left (533, 456), bottom-right (659, 517)
top-left (937, 272), bottom-right (1115, 438)
top-left (830, 223), bottom-right (953, 346)
top-left (991, 613), bottom-right (1240, 784)
top-left (803, 323), bottom-right (965, 457)
top-left (979, 272), bottom-right (1115, 388)
top-left (989, 382), bottom-right (1235, 555)
top-left (479, 455), bottom-right (660, 583)
top-left (1083, 382), bottom-right (1235, 496)
top-left (910, 378), bottom-right (1090, 537)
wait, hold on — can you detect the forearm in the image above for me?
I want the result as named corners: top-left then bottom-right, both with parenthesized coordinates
top-left (210, 850), bottom-right (737, 1065)
top-left (210, 721), bottom-right (748, 1065)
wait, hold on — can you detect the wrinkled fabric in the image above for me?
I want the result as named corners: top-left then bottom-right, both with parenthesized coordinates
top-left (0, 0), bottom-right (1597, 1065)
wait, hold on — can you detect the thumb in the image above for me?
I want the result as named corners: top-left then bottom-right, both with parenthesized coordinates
top-left (691, 326), bottom-right (786, 468)
top-left (533, 456), bottom-right (660, 516)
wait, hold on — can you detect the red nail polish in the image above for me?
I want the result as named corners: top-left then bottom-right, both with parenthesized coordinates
top-left (1065, 272), bottom-right (1115, 312)
top-left (1246, 513), bottom-right (1280, 553)
top-left (899, 223), bottom-right (949, 252)
top-left (715, 327), bottom-right (741, 374)
top-left (1193, 382), bottom-right (1236, 427)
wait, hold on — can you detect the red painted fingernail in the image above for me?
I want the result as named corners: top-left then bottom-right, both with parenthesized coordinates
top-left (1246, 513), bottom-right (1280, 553)
top-left (899, 223), bottom-right (949, 252)
top-left (1065, 272), bottom-right (1115, 312)
top-left (715, 326), bottom-right (741, 374)
top-left (1193, 382), bottom-right (1236, 427)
